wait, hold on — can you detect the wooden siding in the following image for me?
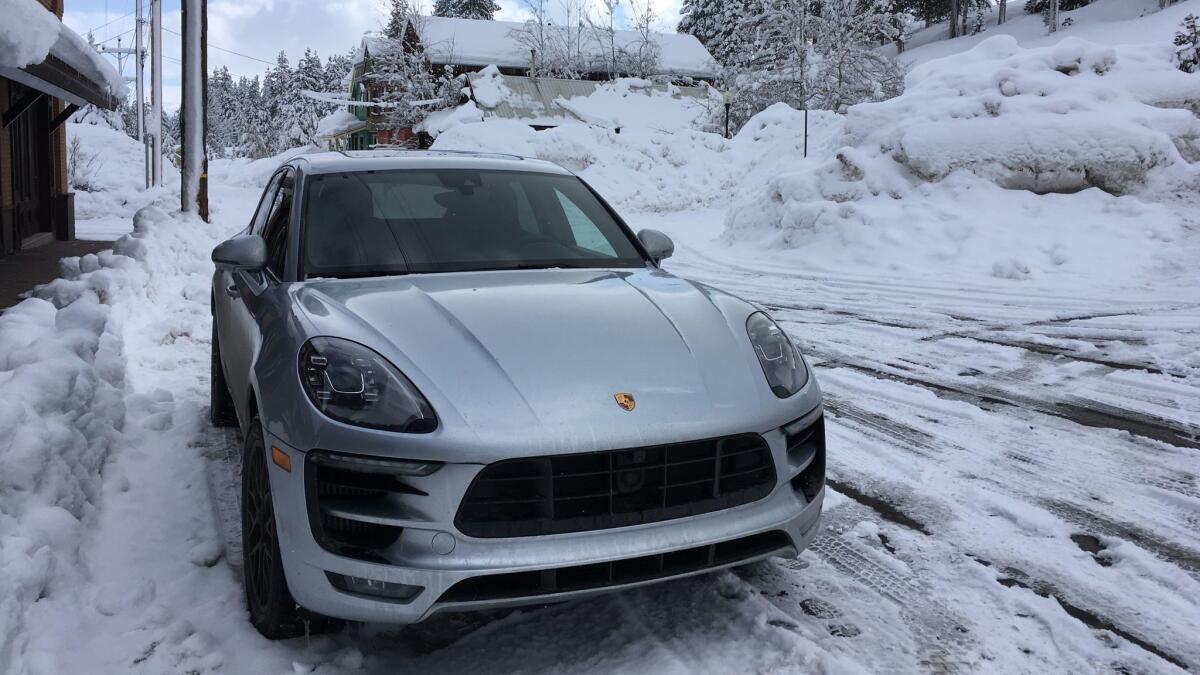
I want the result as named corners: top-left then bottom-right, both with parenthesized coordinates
top-left (0, 78), bottom-right (11, 211)
top-left (37, 0), bottom-right (64, 18)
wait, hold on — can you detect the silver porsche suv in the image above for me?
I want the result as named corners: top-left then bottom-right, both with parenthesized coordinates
top-left (210, 150), bottom-right (825, 639)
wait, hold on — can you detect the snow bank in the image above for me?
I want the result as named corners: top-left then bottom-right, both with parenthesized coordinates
top-left (69, 123), bottom-right (177, 227)
top-left (852, 36), bottom-right (1200, 194)
top-left (553, 78), bottom-right (717, 132)
top-left (416, 101), bottom-right (485, 137)
top-left (207, 146), bottom-right (314, 189)
top-left (723, 35), bottom-right (1199, 284)
top-left (898, 0), bottom-right (1200, 66)
top-left (0, 204), bottom-right (209, 671)
top-left (432, 104), bottom-right (844, 212)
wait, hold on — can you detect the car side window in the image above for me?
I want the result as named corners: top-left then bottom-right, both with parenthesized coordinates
top-left (251, 172), bottom-right (285, 235)
top-left (261, 171), bottom-right (295, 279)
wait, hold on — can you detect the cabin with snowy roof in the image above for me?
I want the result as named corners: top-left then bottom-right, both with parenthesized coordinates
top-left (333, 16), bottom-right (718, 149)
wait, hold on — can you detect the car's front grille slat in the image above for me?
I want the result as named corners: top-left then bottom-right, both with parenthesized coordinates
top-left (439, 530), bottom-right (793, 603)
top-left (456, 434), bottom-right (776, 538)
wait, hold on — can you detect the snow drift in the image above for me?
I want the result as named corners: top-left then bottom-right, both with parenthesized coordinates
top-left (0, 209), bottom-right (144, 670)
top-left (851, 35), bottom-right (1200, 195)
top-left (723, 35), bottom-right (1200, 284)
top-left (432, 104), bottom-right (844, 213)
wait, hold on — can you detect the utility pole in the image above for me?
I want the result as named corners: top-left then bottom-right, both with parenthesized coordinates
top-left (150, 0), bottom-right (163, 186)
top-left (181, 0), bottom-right (209, 220)
top-left (135, 0), bottom-right (147, 188)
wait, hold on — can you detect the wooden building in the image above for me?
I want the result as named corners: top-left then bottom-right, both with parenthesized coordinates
top-left (1, 0), bottom-right (123, 258)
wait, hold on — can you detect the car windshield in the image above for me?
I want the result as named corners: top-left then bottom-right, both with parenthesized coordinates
top-left (301, 169), bottom-right (647, 278)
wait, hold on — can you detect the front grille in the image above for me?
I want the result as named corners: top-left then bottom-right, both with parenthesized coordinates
top-left (455, 434), bottom-right (777, 538)
top-left (439, 530), bottom-right (793, 603)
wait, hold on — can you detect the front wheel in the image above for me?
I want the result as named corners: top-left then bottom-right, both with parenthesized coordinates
top-left (241, 418), bottom-right (307, 639)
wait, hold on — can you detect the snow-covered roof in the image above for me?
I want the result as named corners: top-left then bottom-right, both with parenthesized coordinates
top-left (316, 109), bottom-right (367, 139)
top-left (360, 16), bottom-right (717, 80)
top-left (0, 0), bottom-right (126, 106)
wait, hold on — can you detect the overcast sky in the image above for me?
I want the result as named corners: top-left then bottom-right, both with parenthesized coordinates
top-left (64, 0), bottom-right (686, 111)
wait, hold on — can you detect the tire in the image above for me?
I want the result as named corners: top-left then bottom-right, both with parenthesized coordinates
top-left (241, 418), bottom-right (308, 639)
top-left (210, 319), bottom-right (238, 428)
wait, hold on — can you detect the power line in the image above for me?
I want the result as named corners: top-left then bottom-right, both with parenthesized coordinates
top-left (161, 26), bottom-right (275, 66)
top-left (86, 9), bottom-right (135, 35)
top-left (95, 26), bottom-right (135, 46)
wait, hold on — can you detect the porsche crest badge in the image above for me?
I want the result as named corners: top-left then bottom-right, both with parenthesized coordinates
top-left (614, 392), bottom-right (636, 411)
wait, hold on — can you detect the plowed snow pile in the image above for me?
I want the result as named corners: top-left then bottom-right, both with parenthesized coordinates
top-left (432, 104), bottom-right (845, 213)
top-left (724, 35), bottom-right (1200, 285)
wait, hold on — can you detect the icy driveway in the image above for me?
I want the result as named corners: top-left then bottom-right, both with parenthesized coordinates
top-left (19, 192), bottom-right (1200, 675)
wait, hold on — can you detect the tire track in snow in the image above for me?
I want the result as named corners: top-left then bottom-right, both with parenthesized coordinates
top-left (809, 481), bottom-right (1196, 673)
top-left (771, 504), bottom-right (978, 674)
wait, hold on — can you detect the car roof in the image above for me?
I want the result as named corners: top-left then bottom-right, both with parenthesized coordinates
top-left (292, 150), bottom-right (575, 177)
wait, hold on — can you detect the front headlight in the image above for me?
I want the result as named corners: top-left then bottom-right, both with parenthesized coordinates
top-left (746, 312), bottom-right (809, 398)
top-left (298, 337), bottom-right (437, 433)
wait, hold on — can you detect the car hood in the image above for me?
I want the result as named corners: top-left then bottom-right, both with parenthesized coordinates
top-left (292, 268), bottom-right (788, 457)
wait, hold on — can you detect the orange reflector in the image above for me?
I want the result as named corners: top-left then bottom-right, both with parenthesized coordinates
top-left (271, 446), bottom-right (292, 472)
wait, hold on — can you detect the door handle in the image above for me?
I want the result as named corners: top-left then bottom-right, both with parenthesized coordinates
top-left (225, 284), bottom-right (241, 298)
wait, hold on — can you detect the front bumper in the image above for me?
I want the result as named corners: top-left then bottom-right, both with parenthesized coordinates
top-left (265, 407), bottom-right (826, 624)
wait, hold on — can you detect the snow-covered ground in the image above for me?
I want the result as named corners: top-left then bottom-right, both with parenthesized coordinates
top-left (2, 4), bottom-right (1198, 672)
top-left (895, 0), bottom-right (1200, 65)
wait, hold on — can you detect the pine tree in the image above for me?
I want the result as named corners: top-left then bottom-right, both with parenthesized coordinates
top-left (434, 0), bottom-right (500, 20)
top-left (364, 36), bottom-right (459, 138)
top-left (325, 50), bottom-right (354, 95)
top-left (260, 52), bottom-right (303, 153)
top-left (722, 0), bottom-right (903, 129)
top-left (678, 0), bottom-right (750, 66)
top-left (240, 75), bottom-right (274, 159)
top-left (293, 49), bottom-right (330, 146)
top-left (1023, 0), bottom-right (1089, 14)
top-left (1176, 14), bottom-right (1200, 73)
top-left (385, 0), bottom-right (412, 39)
top-left (207, 66), bottom-right (237, 157)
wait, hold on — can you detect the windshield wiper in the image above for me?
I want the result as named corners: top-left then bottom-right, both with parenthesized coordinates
top-left (473, 262), bottom-right (594, 272)
top-left (317, 269), bottom-right (412, 279)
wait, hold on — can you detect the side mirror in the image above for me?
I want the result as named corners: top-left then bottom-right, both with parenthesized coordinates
top-left (637, 229), bottom-right (674, 264)
top-left (212, 234), bottom-right (267, 271)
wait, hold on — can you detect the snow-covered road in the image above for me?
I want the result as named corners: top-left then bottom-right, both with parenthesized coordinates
top-left (15, 182), bottom-right (1199, 674)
